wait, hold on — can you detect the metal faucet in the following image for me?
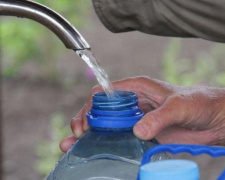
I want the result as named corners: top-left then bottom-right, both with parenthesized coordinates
top-left (0, 0), bottom-right (91, 50)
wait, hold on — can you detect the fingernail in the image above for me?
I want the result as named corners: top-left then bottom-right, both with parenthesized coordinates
top-left (75, 130), bottom-right (82, 138)
top-left (134, 123), bottom-right (148, 137)
top-left (84, 126), bottom-right (89, 131)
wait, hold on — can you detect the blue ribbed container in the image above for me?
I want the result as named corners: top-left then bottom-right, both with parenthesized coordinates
top-left (47, 91), bottom-right (170, 180)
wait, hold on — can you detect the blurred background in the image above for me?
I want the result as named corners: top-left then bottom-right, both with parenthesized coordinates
top-left (1, 0), bottom-right (225, 180)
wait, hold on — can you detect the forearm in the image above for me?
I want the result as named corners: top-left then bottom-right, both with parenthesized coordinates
top-left (92, 0), bottom-right (225, 42)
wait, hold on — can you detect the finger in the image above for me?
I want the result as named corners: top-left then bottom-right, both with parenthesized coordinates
top-left (71, 116), bottom-right (84, 138)
top-left (82, 105), bottom-right (90, 131)
top-left (133, 100), bottom-right (182, 140)
top-left (71, 108), bottom-right (86, 138)
top-left (112, 77), bottom-right (174, 104)
top-left (59, 135), bottom-right (76, 152)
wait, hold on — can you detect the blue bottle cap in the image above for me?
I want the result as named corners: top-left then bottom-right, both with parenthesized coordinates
top-left (87, 91), bottom-right (144, 128)
top-left (140, 160), bottom-right (199, 180)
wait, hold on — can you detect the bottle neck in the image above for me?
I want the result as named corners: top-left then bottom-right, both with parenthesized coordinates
top-left (90, 127), bottom-right (133, 133)
top-left (87, 91), bottom-right (144, 129)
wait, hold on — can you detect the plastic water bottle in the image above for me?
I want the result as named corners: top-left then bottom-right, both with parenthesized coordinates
top-left (47, 91), bottom-right (170, 180)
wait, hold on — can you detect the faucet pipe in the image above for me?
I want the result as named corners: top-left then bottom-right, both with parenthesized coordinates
top-left (0, 0), bottom-right (91, 50)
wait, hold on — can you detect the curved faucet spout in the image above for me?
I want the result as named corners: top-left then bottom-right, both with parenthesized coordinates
top-left (0, 0), bottom-right (91, 50)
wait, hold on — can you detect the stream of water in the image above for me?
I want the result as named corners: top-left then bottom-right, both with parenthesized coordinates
top-left (76, 50), bottom-right (118, 98)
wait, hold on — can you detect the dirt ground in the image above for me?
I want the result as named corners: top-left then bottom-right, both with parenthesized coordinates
top-left (2, 8), bottom-right (225, 180)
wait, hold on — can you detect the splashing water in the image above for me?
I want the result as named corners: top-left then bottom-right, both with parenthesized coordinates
top-left (76, 50), bottom-right (118, 98)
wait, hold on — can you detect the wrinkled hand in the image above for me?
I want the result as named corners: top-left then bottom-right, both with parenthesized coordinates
top-left (60, 77), bottom-right (225, 152)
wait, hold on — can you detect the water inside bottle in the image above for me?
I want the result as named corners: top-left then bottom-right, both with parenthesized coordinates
top-left (76, 50), bottom-right (118, 98)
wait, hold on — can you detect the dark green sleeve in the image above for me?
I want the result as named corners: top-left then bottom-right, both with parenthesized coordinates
top-left (92, 0), bottom-right (225, 42)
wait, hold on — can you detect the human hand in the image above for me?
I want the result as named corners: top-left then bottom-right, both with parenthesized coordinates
top-left (60, 77), bottom-right (225, 152)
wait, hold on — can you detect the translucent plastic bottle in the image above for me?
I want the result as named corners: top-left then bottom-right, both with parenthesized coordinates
top-left (47, 91), bottom-right (170, 180)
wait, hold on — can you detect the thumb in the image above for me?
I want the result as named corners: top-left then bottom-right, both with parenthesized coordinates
top-left (133, 103), bottom-right (181, 140)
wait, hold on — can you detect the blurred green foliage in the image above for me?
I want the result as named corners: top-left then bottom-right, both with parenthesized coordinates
top-left (162, 39), bottom-right (225, 86)
top-left (35, 112), bottom-right (70, 178)
top-left (1, 0), bottom-right (90, 79)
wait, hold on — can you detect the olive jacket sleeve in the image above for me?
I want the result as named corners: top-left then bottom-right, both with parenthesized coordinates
top-left (92, 0), bottom-right (225, 42)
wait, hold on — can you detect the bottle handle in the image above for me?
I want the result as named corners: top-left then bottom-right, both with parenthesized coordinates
top-left (137, 144), bottom-right (225, 180)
